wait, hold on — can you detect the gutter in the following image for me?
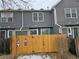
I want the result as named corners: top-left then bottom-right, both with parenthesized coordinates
top-left (20, 10), bottom-right (23, 30)
top-left (54, 8), bottom-right (62, 33)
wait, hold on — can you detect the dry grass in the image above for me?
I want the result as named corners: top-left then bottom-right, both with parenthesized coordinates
top-left (0, 55), bottom-right (15, 59)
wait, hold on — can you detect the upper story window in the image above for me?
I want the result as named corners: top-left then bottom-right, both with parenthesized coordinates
top-left (0, 12), bottom-right (13, 22)
top-left (65, 8), bottom-right (77, 18)
top-left (32, 12), bottom-right (44, 22)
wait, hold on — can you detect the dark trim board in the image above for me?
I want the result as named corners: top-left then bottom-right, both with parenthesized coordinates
top-left (0, 28), bottom-right (15, 30)
top-left (65, 25), bottom-right (79, 27)
top-left (29, 27), bottom-right (53, 29)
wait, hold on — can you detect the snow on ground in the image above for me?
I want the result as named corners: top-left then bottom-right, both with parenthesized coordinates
top-left (17, 55), bottom-right (51, 59)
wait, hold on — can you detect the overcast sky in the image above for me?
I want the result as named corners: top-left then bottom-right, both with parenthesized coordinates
top-left (30, 0), bottom-right (60, 9)
top-left (0, 0), bottom-right (60, 10)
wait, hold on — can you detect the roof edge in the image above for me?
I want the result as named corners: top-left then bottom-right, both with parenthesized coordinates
top-left (51, 0), bottom-right (62, 10)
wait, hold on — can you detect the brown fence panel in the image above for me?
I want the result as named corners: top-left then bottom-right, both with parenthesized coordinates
top-left (11, 34), bottom-right (68, 56)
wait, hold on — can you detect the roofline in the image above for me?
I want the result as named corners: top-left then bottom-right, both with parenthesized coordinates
top-left (51, 0), bottom-right (62, 10)
top-left (0, 9), bottom-right (51, 12)
top-left (0, 0), bottom-right (62, 12)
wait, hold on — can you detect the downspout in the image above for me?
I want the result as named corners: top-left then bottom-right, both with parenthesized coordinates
top-left (54, 8), bottom-right (62, 33)
top-left (20, 10), bottom-right (23, 30)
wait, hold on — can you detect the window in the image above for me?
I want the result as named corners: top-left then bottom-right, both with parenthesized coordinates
top-left (65, 8), bottom-right (77, 18)
top-left (62, 28), bottom-right (67, 34)
top-left (9, 31), bottom-right (13, 37)
top-left (0, 31), bottom-right (6, 39)
top-left (32, 12), bottom-right (44, 22)
top-left (67, 27), bottom-right (72, 36)
top-left (39, 12), bottom-right (44, 21)
top-left (59, 27), bottom-right (62, 33)
top-left (65, 8), bottom-right (71, 18)
top-left (33, 12), bottom-right (38, 22)
top-left (1, 12), bottom-right (13, 22)
top-left (16, 31), bottom-right (27, 36)
top-left (1, 18), bottom-right (7, 22)
top-left (71, 8), bottom-right (77, 18)
top-left (30, 29), bottom-right (38, 35)
top-left (41, 28), bottom-right (50, 35)
top-left (8, 17), bottom-right (13, 22)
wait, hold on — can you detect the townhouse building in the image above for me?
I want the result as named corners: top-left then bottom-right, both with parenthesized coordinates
top-left (0, 0), bottom-right (79, 39)
top-left (0, 10), bottom-right (54, 39)
top-left (54, 0), bottom-right (79, 38)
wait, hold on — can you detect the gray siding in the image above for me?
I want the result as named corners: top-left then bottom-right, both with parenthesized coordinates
top-left (0, 10), bottom-right (54, 29)
top-left (53, 25), bottom-right (60, 34)
top-left (0, 11), bottom-right (22, 29)
top-left (23, 11), bottom-right (53, 28)
top-left (55, 0), bottom-right (79, 26)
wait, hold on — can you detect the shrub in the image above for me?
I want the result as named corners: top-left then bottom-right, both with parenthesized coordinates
top-left (0, 39), bottom-right (10, 54)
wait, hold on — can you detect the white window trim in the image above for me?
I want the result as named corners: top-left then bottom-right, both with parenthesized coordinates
top-left (10, 29), bottom-right (38, 36)
top-left (8, 30), bottom-right (15, 38)
top-left (8, 30), bottom-right (10, 38)
top-left (60, 27), bottom-right (72, 36)
top-left (64, 8), bottom-right (71, 18)
top-left (29, 29), bottom-right (38, 35)
top-left (1, 17), bottom-right (8, 22)
top-left (59, 27), bottom-right (62, 34)
top-left (70, 8), bottom-right (72, 18)
top-left (15, 30), bottom-right (29, 36)
top-left (32, 12), bottom-right (44, 22)
top-left (1, 17), bottom-right (13, 23)
top-left (67, 27), bottom-right (72, 35)
top-left (72, 28), bottom-right (75, 38)
top-left (38, 12), bottom-right (44, 22)
top-left (32, 12), bottom-right (38, 22)
top-left (61, 27), bottom-right (79, 38)
top-left (1, 12), bottom-right (13, 22)
top-left (40, 28), bottom-right (49, 35)
top-left (8, 17), bottom-right (13, 22)
top-left (76, 8), bottom-right (78, 18)
top-left (64, 8), bottom-right (78, 18)
top-left (71, 8), bottom-right (78, 18)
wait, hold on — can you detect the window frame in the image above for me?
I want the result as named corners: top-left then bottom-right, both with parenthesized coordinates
top-left (8, 17), bottom-right (13, 22)
top-left (0, 12), bottom-right (13, 22)
top-left (59, 27), bottom-right (62, 34)
top-left (40, 28), bottom-right (50, 35)
top-left (67, 27), bottom-right (72, 35)
top-left (1, 17), bottom-right (8, 22)
top-left (32, 12), bottom-right (44, 22)
top-left (64, 8), bottom-right (78, 18)
top-left (15, 30), bottom-right (28, 36)
top-left (65, 8), bottom-right (71, 18)
top-left (71, 8), bottom-right (78, 18)
top-left (29, 29), bottom-right (38, 35)
top-left (0, 30), bottom-right (6, 39)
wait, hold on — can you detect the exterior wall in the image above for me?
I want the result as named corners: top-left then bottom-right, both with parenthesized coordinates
top-left (23, 11), bottom-right (53, 28)
top-left (55, 0), bottom-right (79, 26)
top-left (0, 10), bottom-right (54, 29)
top-left (0, 11), bottom-right (22, 29)
top-left (53, 25), bottom-right (60, 34)
top-left (0, 10), bottom-right (55, 38)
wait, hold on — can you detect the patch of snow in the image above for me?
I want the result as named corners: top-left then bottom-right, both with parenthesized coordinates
top-left (17, 55), bottom-right (51, 59)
